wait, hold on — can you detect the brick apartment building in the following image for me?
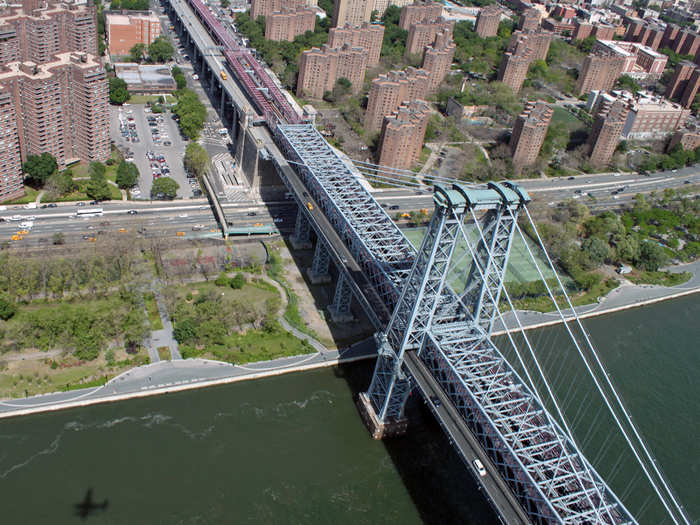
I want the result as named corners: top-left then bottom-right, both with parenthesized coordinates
top-left (398, 2), bottom-right (443, 30)
top-left (587, 90), bottom-right (690, 140)
top-left (588, 99), bottom-right (629, 167)
top-left (250, 0), bottom-right (308, 19)
top-left (0, 52), bottom-right (109, 178)
top-left (297, 44), bottom-right (368, 99)
top-left (497, 50), bottom-right (531, 93)
top-left (378, 100), bottom-right (430, 170)
top-left (0, 89), bottom-right (22, 203)
top-left (328, 23), bottom-right (384, 67)
top-left (422, 29), bottom-right (455, 93)
top-left (665, 61), bottom-right (700, 108)
top-left (575, 53), bottom-right (625, 96)
top-left (572, 20), bottom-right (615, 41)
top-left (405, 16), bottom-right (453, 56)
top-left (105, 12), bottom-right (161, 56)
top-left (364, 67), bottom-right (430, 132)
top-left (332, 0), bottom-right (412, 27)
top-left (591, 39), bottom-right (667, 79)
top-left (265, 8), bottom-right (316, 42)
top-left (0, 0), bottom-right (97, 66)
top-left (623, 18), bottom-right (664, 50)
top-left (475, 5), bottom-right (501, 38)
top-left (509, 101), bottom-right (553, 171)
top-left (508, 29), bottom-right (552, 62)
top-left (519, 7), bottom-right (540, 31)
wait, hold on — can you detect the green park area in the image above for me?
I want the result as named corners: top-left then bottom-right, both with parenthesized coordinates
top-left (163, 274), bottom-right (315, 365)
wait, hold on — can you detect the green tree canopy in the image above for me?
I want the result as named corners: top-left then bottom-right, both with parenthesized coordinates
top-left (637, 241), bottom-right (668, 271)
top-left (0, 294), bottom-right (16, 321)
top-left (151, 176), bottom-right (179, 199)
top-left (148, 36), bottom-right (174, 63)
top-left (86, 162), bottom-right (112, 201)
top-left (22, 153), bottom-right (58, 186)
top-left (115, 161), bottom-right (139, 189)
top-left (615, 74), bottom-right (641, 94)
top-left (109, 77), bottom-right (130, 105)
top-left (184, 142), bottom-right (209, 177)
top-left (129, 43), bottom-right (146, 63)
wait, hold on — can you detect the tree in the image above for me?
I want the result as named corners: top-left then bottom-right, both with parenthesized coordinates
top-left (52, 232), bottom-right (65, 245)
top-left (86, 162), bottom-right (112, 201)
top-left (615, 74), bottom-right (641, 94)
top-left (578, 35), bottom-right (596, 53)
top-left (184, 142), bottom-right (209, 177)
top-left (22, 153), bottom-right (58, 186)
top-left (129, 43), bottom-right (146, 63)
top-left (148, 36), bottom-right (174, 63)
top-left (109, 77), bottom-right (130, 105)
top-left (637, 241), bottom-right (668, 271)
top-left (0, 295), bottom-right (16, 321)
top-left (581, 237), bottom-right (612, 268)
top-left (151, 177), bottom-right (179, 199)
top-left (230, 273), bottom-right (246, 289)
top-left (333, 77), bottom-right (352, 99)
top-left (115, 161), bottom-right (139, 189)
top-left (220, 0), bottom-right (229, 7)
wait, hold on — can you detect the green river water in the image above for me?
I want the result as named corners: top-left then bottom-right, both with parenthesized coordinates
top-left (1, 295), bottom-right (698, 525)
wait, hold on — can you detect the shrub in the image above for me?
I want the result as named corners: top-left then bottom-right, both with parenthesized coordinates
top-left (0, 295), bottom-right (17, 320)
top-left (230, 273), bottom-right (246, 290)
top-left (214, 272), bottom-right (231, 287)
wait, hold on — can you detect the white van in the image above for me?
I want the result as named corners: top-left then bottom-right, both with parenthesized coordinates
top-left (473, 459), bottom-right (487, 477)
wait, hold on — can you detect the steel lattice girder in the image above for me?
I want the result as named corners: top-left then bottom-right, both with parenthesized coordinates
top-left (275, 126), bottom-right (634, 524)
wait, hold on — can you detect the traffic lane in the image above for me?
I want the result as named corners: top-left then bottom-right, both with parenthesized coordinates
top-left (405, 352), bottom-right (529, 525)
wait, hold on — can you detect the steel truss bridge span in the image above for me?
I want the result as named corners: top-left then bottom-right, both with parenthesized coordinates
top-left (274, 124), bottom-right (640, 524)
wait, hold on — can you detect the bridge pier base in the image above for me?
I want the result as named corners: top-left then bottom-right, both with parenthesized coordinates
top-left (290, 211), bottom-right (312, 250)
top-left (328, 273), bottom-right (354, 323)
top-left (307, 242), bottom-right (331, 284)
top-left (356, 392), bottom-right (408, 440)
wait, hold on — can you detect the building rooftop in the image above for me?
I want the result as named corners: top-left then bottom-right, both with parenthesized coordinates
top-left (114, 62), bottom-right (175, 88)
top-left (0, 52), bottom-right (100, 80)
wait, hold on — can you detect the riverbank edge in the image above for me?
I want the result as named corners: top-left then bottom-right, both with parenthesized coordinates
top-left (1, 284), bottom-right (699, 420)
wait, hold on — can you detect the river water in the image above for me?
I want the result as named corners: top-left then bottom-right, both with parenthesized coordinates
top-left (1, 295), bottom-right (698, 525)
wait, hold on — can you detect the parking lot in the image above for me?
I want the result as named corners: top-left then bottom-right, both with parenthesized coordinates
top-left (111, 104), bottom-right (195, 199)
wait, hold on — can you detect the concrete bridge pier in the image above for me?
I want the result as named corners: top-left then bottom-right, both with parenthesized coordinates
top-left (307, 241), bottom-right (331, 284)
top-left (328, 273), bottom-right (354, 323)
top-left (290, 211), bottom-right (312, 250)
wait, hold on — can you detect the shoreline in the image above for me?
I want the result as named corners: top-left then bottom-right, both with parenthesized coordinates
top-left (1, 283), bottom-right (698, 420)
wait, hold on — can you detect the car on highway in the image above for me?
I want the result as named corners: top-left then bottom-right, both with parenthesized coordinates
top-left (389, 205), bottom-right (399, 210)
top-left (247, 211), bottom-right (257, 216)
top-left (192, 73), bottom-right (199, 80)
top-left (684, 180), bottom-right (691, 184)
top-left (306, 202), bottom-right (313, 211)
top-left (430, 395), bottom-right (441, 407)
top-left (76, 202), bottom-right (86, 207)
top-left (473, 458), bottom-right (487, 477)
top-left (47, 203), bottom-right (57, 208)
top-left (127, 210), bottom-right (138, 215)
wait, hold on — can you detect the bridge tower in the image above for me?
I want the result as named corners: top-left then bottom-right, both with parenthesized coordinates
top-left (360, 182), bottom-right (528, 438)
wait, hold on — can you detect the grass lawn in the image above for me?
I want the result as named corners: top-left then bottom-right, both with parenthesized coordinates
top-left (509, 277), bottom-right (620, 312)
top-left (0, 347), bottom-right (149, 399)
top-left (4, 186), bottom-right (40, 205)
top-left (551, 106), bottom-right (581, 128)
top-left (182, 327), bottom-right (315, 365)
top-left (144, 292), bottom-right (164, 330)
top-left (626, 270), bottom-right (691, 286)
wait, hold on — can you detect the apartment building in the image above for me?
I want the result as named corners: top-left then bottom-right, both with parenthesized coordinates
top-left (519, 7), bottom-right (540, 31)
top-left (475, 5), bottom-right (501, 38)
top-left (508, 29), bottom-right (552, 62)
top-left (250, 0), bottom-right (307, 19)
top-left (378, 100), bottom-right (430, 170)
top-left (509, 101), bottom-right (553, 171)
top-left (588, 99), bottom-right (629, 167)
top-left (0, 0), bottom-right (97, 66)
top-left (667, 129), bottom-right (700, 152)
top-left (422, 29), bottom-right (455, 94)
top-left (572, 20), bottom-right (615, 41)
top-left (364, 67), bottom-right (430, 132)
top-left (332, 0), bottom-right (411, 27)
top-left (0, 88), bottom-right (22, 203)
top-left (575, 54), bottom-right (625, 95)
top-left (405, 16), bottom-right (453, 56)
top-left (105, 12), bottom-right (161, 56)
top-left (328, 23), bottom-right (384, 67)
top-left (587, 90), bottom-right (690, 139)
top-left (665, 61), bottom-right (700, 108)
top-left (265, 8), bottom-right (316, 42)
top-left (592, 39), bottom-right (667, 78)
top-left (0, 52), bottom-right (109, 170)
top-left (398, 2), bottom-right (443, 30)
top-left (497, 50), bottom-right (531, 93)
top-left (297, 44), bottom-right (368, 99)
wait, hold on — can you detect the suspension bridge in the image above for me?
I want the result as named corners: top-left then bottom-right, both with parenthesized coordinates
top-left (163, 1), bottom-right (692, 522)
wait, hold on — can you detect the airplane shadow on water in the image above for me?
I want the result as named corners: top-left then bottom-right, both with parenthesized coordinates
top-left (74, 488), bottom-right (109, 520)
